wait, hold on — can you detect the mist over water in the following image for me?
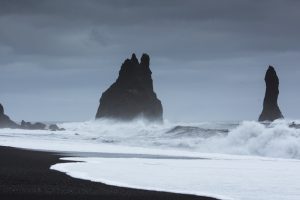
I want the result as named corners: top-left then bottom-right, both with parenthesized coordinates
top-left (1, 119), bottom-right (299, 159)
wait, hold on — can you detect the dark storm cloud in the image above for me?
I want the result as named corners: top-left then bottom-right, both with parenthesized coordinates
top-left (0, 0), bottom-right (300, 59)
top-left (0, 0), bottom-right (300, 121)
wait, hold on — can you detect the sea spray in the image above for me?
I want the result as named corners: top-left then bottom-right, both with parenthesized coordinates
top-left (0, 118), bottom-right (300, 159)
top-left (200, 121), bottom-right (300, 158)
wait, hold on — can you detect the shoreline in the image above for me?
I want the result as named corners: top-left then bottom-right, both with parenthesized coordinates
top-left (0, 146), bottom-right (218, 200)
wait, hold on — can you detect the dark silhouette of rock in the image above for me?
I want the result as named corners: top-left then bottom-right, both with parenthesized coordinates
top-left (20, 120), bottom-right (30, 128)
top-left (20, 120), bottom-right (46, 130)
top-left (96, 53), bottom-right (163, 122)
top-left (49, 124), bottom-right (65, 131)
top-left (20, 120), bottom-right (65, 131)
top-left (0, 104), bottom-right (19, 128)
top-left (258, 66), bottom-right (284, 121)
top-left (31, 122), bottom-right (46, 130)
top-left (0, 103), bottom-right (64, 131)
top-left (289, 122), bottom-right (300, 129)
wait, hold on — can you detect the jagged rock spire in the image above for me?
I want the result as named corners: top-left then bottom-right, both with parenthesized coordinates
top-left (96, 53), bottom-right (163, 122)
top-left (258, 66), bottom-right (284, 121)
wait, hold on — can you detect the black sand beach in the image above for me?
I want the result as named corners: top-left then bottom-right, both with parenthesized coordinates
top-left (0, 146), bottom-right (218, 200)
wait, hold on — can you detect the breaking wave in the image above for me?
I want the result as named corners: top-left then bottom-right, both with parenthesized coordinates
top-left (0, 119), bottom-right (300, 159)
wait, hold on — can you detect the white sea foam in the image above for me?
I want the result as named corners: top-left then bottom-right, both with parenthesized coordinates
top-left (1, 119), bottom-right (300, 200)
top-left (0, 119), bottom-right (299, 159)
top-left (51, 156), bottom-right (300, 200)
top-left (195, 120), bottom-right (300, 159)
top-left (54, 119), bottom-right (300, 159)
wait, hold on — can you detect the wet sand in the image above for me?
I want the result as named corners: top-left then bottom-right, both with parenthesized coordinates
top-left (0, 146), bottom-right (218, 200)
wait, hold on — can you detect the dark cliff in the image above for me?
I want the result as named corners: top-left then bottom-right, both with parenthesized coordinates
top-left (96, 53), bottom-right (163, 122)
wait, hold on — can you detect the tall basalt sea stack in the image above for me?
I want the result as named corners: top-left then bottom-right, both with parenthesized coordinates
top-left (96, 53), bottom-right (163, 122)
top-left (258, 66), bottom-right (284, 121)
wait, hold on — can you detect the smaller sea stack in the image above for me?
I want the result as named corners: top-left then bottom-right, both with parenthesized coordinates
top-left (0, 104), bottom-right (19, 128)
top-left (96, 53), bottom-right (163, 122)
top-left (258, 66), bottom-right (284, 122)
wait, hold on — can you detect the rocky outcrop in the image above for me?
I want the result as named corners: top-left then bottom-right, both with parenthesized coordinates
top-left (0, 104), bottom-right (19, 128)
top-left (258, 66), bottom-right (284, 121)
top-left (0, 103), bottom-right (64, 131)
top-left (20, 120), bottom-right (46, 130)
top-left (289, 122), bottom-right (300, 129)
top-left (49, 124), bottom-right (65, 131)
top-left (96, 53), bottom-right (163, 122)
top-left (20, 120), bottom-right (65, 131)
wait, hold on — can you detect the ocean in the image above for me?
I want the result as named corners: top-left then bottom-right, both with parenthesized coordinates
top-left (0, 119), bottom-right (300, 200)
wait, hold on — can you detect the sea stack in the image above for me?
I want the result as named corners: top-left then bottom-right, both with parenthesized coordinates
top-left (0, 103), bottom-right (19, 128)
top-left (258, 66), bottom-right (284, 122)
top-left (96, 53), bottom-right (163, 122)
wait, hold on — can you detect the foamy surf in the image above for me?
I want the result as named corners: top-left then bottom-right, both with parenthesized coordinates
top-left (0, 119), bottom-right (299, 159)
top-left (51, 156), bottom-right (300, 200)
top-left (1, 119), bottom-right (300, 200)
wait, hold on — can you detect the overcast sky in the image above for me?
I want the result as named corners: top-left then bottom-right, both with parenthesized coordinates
top-left (0, 0), bottom-right (300, 122)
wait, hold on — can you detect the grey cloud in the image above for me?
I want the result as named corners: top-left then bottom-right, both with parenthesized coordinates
top-left (0, 0), bottom-right (299, 59)
top-left (0, 0), bottom-right (300, 121)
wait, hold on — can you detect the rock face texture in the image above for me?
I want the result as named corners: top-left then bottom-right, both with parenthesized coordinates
top-left (96, 53), bottom-right (163, 122)
top-left (0, 104), bottom-right (19, 128)
top-left (258, 66), bottom-right (284, 121)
